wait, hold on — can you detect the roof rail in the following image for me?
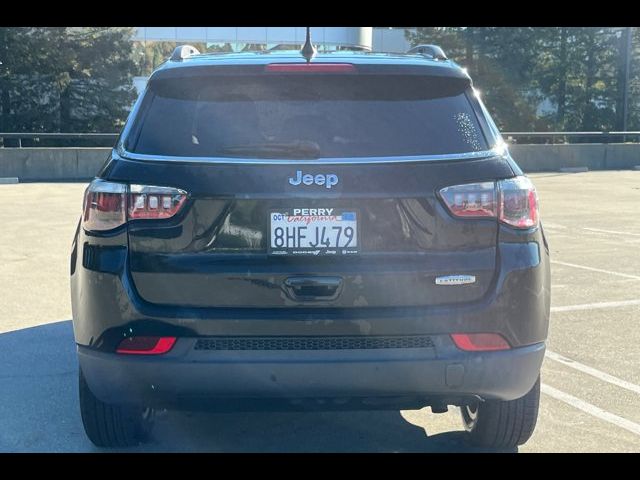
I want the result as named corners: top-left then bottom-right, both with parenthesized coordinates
top-left (406, 44), bottom-right (447, 61)
top-left (170, 44), bottom-right (201, 62)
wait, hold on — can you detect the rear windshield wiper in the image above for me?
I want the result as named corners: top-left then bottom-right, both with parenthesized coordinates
top-left (217, 140), bottom-right (321, 159)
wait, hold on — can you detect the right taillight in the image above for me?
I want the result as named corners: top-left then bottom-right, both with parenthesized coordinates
top-left (82, 180), bottom-right (188, 232)
top-left (439, 176), bottom-right (539, 229)
top-left (439, 182), bottom-right (497, 218)
top-left (498, 176), bottom-right (539, 229)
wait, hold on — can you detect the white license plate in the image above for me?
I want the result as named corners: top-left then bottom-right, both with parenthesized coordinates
top-left (269, 208), bottom-right (358, 256)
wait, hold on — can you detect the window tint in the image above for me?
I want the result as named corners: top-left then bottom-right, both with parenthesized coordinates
top-left (128, 74), bottom-right (488, 158)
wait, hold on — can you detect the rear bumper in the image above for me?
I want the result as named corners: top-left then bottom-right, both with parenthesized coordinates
top-left (78, 338), bottom-right (545, 410)
top-left (71, 239), bottom-right (550, 350)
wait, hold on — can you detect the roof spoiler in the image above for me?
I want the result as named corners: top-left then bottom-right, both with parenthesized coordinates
top-left (406, 44), bottom-right (447, 61)
top-left (170, 44), bottom-right (201, 62)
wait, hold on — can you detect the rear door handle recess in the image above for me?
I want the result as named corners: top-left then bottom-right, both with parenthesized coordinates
top-left (283, 276), bottom-right (343, 301)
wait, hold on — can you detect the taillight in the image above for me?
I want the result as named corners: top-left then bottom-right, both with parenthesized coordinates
top-left (116, 336), bottom-right (177, 355)
top-left (264, 63), bottom-right (356, 73)
top-left (439, 182), bottom-right (497, 218)
top-left (498, 176), bottom-right (539, 229)
top-left (82, 180), bottom-right (126, 231)
top-left (128, 184), bottom-right (187, 220)
top-left (439, 176), bottom-right (539, 229)
top-left (82, 180), bottom-right (188, 232)
top-left (451, 333), bottom-right (511, 351)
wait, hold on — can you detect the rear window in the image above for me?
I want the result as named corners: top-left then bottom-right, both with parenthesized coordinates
top-left (127, 74), bottom-right (488, 158)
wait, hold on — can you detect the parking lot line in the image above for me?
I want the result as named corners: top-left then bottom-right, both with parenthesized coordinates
top-left (551, 299), bottom-right (640, 313)
top-left (541, 222), bottom-right (567, 229)
top-left (545, 350), bottom-right (640, 395)
top-left (583, 227), bottom-right (640, 237)
top-left (541, 384), bottom-right (640, 437)
top-left (550, 260), bottom-right (640, 281)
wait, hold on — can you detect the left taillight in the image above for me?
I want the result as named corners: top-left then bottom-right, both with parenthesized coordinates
top-left (82, 179), bottom-right (187, 232)
top-left (82, 179), bottom-right (127, 231)
top-left (128, 184), bottom-right (188, 220)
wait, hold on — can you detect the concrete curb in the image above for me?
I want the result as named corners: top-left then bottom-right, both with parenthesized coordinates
top-left (1, 145), bottom-right (640, 179)
top-left (509, 143), bottom-right (640, 172)
top-left (0, 177), bottom-right (19, 184)
top-left (0, 148), bottom-right (109, 181)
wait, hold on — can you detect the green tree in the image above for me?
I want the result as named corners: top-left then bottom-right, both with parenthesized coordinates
top-left (132, 40), bottom-right (180, 77)
top-left (408, 27), bottom-right (544, 130)
top-left (406, 27), bottom-right (467, 60)
top-left (62, 27), bottom-right (137, 132)
top-left (533, 27), bottom-right (620, 132)
top-left (0, 28), bottom-right (67, 132)
top-left (0, 27), bottom-right (137, 134)
top-left (629, 28), bottom-right (640, 130)
top-left (407, 27), bottom-right (629, 133)
top-left (469, 27), bottom-right (545, 130)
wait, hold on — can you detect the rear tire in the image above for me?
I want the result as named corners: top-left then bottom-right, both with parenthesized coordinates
top-left (461, 376), bottom-right (540, 449)
top-left (79, 369), bottom-right (154, 448)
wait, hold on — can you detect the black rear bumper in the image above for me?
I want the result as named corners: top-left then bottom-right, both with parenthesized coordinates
top-left (71, 239), bottom-right (550, 351)
top-left (71, 179), bottom-right (550, 411)
top-left (78, 338), bottom-right (545, 410)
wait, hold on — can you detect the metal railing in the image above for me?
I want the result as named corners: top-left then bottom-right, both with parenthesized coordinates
top-left (0, 133), bottom-right (119, 148)
top-left (2, 131), bottom-right (640, 148)
top-left (502, 131), bottom-right (640, 144)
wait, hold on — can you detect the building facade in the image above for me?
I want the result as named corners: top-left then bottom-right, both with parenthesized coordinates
top-left (132, 27), bottom-right (375, 51)
top-left (131, 27), bottom-right (413, 93)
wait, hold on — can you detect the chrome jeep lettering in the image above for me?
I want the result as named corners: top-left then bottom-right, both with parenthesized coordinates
top-left (288, 170), bottom-right (339, 189)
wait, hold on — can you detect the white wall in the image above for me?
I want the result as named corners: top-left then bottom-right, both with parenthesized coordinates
top-left (372, 28), bottom-right (413, 53)
top-left (129, 27), bottom-right (412, 93)
top-left (132, 27), bottom-right (373, 50)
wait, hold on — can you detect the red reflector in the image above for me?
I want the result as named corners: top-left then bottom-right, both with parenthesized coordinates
top-left (451, 333), bottom-right (510, 351)
top-left (116, 336), bottom-right (177, 355)
top-left (264, 63), bottom-right (356, 73)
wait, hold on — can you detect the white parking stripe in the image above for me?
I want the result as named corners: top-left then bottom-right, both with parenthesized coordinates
top-left (551, 299), bottom-right (640, 313)
top-left (541, 222), bottom-right (568, 229)
top-left (551, 260), bottom-right (640, 281)
top-left (545, 350), bottom-right (640, 395)
top-left (541, 384), bottom-right (640, 437)
top-left (583, 228), bottom-right (640, 237)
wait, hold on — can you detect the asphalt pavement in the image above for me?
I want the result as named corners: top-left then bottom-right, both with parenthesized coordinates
top-left (1, 171), bottom-right (639, 452)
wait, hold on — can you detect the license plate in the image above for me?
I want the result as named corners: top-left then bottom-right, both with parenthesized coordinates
top-left (269, 208), bottom-right (358, 256)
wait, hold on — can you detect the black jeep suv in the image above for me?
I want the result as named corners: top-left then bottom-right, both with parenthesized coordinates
top-left (71, 44), bottom-right (550, 449)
